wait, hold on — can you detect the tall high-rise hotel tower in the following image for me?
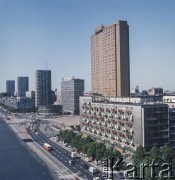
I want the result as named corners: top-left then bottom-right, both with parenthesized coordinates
top-left (91, 20), bottom-right (130, 97)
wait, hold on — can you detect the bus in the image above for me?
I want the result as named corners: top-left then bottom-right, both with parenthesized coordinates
top-left (43, 143), bottom-right (52, 151)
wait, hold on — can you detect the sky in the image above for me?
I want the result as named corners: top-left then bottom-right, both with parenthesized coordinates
top-left (0, 0), bottom-right (175, 93)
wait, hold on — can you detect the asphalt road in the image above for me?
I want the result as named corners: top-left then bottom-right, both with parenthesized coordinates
top-left (29, 131), bottom-right (100, 180)
top-left (29, 122), bottom-right (125, 180)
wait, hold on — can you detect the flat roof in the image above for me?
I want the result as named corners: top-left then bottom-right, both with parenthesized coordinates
top-left (49, 115), bottom-right (80, 126)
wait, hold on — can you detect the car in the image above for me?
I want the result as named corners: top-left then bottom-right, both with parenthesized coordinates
top-left (93, 177), bottom-right (100, 180)
top-left (85, 157), bottom-right (92, 162)
top-left (69, 160), bottom-right (76, 164)
top-left (81, 163), bottom-right (89, 169)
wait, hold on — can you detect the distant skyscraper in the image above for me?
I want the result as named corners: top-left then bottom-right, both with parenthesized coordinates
top-left (6, 80), bottom-right (15, 96)
top-left (17, 77), bottom-right (29, 97)
top-left (61, 77), bottom-right (84, 114)
top-left (91, 20), bottom-right (130, 97)
top-left (35, 70), bottom-right (51, 108)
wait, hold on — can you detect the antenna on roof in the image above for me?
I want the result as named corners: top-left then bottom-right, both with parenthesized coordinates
top-left (46, 60), bottom-right (47, 70)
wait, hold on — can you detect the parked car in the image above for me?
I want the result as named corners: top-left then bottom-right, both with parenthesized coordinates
top-left (89, 166), bottom-right (98, 174)
top-left (85, 157), bottom-right (92, 162)
top-left (93, 177), bottom-right (100, 180)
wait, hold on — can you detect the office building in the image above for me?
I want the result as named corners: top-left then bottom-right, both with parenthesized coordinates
top-left (35, 70), bottom-right (51, 108)
top-left (0, 97), bottom-right (35, 112)
top-left (6, 80), bottom-right (15, 96)
top-left (61, 77), bottom-right (84, 114)
top-left (91, 20), bottom-right (130, 97)
top-left (17, 77), bottom-right (29, 97)
top-left (169, 109), bottom-right (175, 149)
top-left (148, 87), bottom-right (163, 96)
top-left (80, 96), bottom-right (169, 153)
top-left (25, 91), bottom-right (35, 101)
top-left (55, 90), bottom-right (62, 105)
top-left (38, 105), bottom-right (63, 115)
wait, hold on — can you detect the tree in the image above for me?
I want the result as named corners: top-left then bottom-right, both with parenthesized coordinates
top-left (86, 142), bottom-right (96, 160)
top-left (95, 142), bottom-right (106, 161)
top-left (132, 145), bottom-right (145, 166)
top-left (160, 145), bottom-right (175, 179)
top-left (104, 147), bottom-right (122, 161)
top-left (57, 130), bottom-right (76, 144)
top-left (160, 145), bottom-right (175, 163)
top-left (71, 135), bottom-right (82, 148)
top-left (149, 146), bottom-right (161, 163)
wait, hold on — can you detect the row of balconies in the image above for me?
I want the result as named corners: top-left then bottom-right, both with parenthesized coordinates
top-left (82, 104), bottom-right (133, 115)
top-left (83, 106), bottom-right (132, 113)
top-left (82, 118), bottom-right (133, 129)
top-left (84, 109), bottom-right (133, 117)
top-left (82, 126), bottom-right (134, 146)
top-left (82, 111), bottom-right (134, 121)
top-left (82, 115), bottom-right (133, 124)
top-left (82, 120), bottom-right (133, 133)
top-left (81, 123), bottom-right (134, 136)
top-left (83, 122), bottom-right (128, 131)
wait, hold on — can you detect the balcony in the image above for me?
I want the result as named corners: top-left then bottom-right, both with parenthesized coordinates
top-left (130, 114), bottom-right (133, 121)
top-left (122, 115), bottom-right (126, 120)
top-left (108, 134), bottom-right (112, 138)
top-left (115, 114), bottom-right (119, 118)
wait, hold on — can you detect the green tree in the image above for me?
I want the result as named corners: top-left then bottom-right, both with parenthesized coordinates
top-left (160, 145), bottom-right (175, 163)
top-left (160, 145), bottom-right (175, 179)
top-left (131, 145), bottom-right (146, 178)
top-left (96, 142), bottom-right (106, 161)
top-left (86, 142), bottom-right (96, 160)
top-left (149, 146), bottom-right (161, 163)
top-left (71, 134), bottom-right (82, 148)
top-left (57, 130), bottom-right (76, 144)
top-left (104, 147), bottom-right (122, 161)
top-left (132, 145), bottom-right (145, 166)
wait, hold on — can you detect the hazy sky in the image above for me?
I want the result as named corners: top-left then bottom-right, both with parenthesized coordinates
top-left (0, 0), bottom-right (175, 92)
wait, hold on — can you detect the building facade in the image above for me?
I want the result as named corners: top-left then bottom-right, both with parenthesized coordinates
top-left (91, 20), bottom-right (130, 97)
top-left (148, 87), bottom-right (163, 96)
top-left (0, 97), bottom-right (35, 112)
top-left (17, 77), bottom-right (29, 97)
top-left (169, 109), bottom-right (175, 149)
top-left (35, 70), bottom-right (52, 108)
top-left (38, 105), bottom-right (63, 115)
top-left (80, 96), bottom-right (169, 152)
top-left (25, 91), bottom-right (35, 101)
top-left (61, 77), bottom-right (84, 114)
top-left (6, 80), bottom-right (15, 96)
top-left (55, 90), bottom-right (62, 105)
